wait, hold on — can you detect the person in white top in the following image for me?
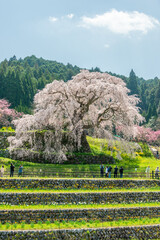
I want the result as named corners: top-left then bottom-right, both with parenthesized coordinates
top-left (145, 166), bottom-right (150, 178)
top-left (0, 166), bottom-right (4, 177)
top-left (105, 166), bottom-right (108, 177)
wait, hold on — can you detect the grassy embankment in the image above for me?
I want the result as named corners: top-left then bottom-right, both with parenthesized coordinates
top-left (0, 188), bottom-right (160, 193)
top-left (1, 202), bottom-right (160, 210)
top-left (0, 133), bottom-right (159, 174)
top-left (0, 217), bottom-right (160, 230)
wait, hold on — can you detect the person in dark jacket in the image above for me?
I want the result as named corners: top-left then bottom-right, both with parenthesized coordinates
top-left (114, 166), bottom-right (118, 178)
top-left (119, 167), bottom-right (124, 178)
top-left (108, 166), bottom-right (112, 178)
top-left (100, 164), bottom-right (104, 178)
top-left (10, 163), bottom-right (15, 177)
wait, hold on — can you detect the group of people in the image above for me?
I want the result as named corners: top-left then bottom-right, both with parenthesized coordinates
top-left (100, 164), bottom-right (124, 178)
top-left (10, 163), bottom-right (23, 177)
top-left (145, 166), bottom-right (160, 179)
top-left (0, 164), bottom-right (23, 177)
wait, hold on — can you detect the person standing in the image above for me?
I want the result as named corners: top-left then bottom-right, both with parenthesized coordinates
top-left (0, 166), bottom-right (4, 177)
top-left (18, 165), bottom-right (23, 177)
top-left (100, 164), bottom-right (104, 178)
top-left (10, 163), bottom-right (15, 177)
top-left (108, 166), bottom-right (112, 178)
top-left (119, 167), bottom-right (123, 178)
top-left (105, 166), bottom-right (108, 177)
top-left (155, 167), bottom-right (159, 179)
top-left (114, 166), bottom-right (118, 178)
top-left (145, 166), bottom-right (150, 178)
top-left (157, 150), bottom-right (159, 159)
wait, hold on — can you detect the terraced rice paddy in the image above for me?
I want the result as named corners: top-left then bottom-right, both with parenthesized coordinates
top-left (0, 178), bottom-right (160, 239)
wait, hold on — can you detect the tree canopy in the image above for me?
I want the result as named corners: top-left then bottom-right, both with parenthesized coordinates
top-left (9, 70), bottom-right (143, 162)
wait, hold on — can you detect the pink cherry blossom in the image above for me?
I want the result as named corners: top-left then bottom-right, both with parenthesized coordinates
top-left (135, 126), bottom-right (160, 144)
top-left (0, 99), bottom-right (22, 127)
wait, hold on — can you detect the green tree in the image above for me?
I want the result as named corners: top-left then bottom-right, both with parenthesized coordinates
top-left (146, 104), bottom-right (153, 122)
top-left (155, 81), bottom-right (160, 106)
top-left (127, 69), bottom-right (139, 95)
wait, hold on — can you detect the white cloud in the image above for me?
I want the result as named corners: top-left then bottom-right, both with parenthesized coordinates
top-left (67, 14), bottom-right (74, 19)
top-left (104, 44), bottom-right (110, 48)
top-left (81, 9), bottom-right (160, 34)
top-left (49, 14), bottom-right (74, 23)
top-left (49, 16), bottom-right (58, 22)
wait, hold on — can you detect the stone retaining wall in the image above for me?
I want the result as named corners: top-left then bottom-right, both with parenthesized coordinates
top-left (66, 154), bottom-right (115, 164)
top-left (0, 179), bottom-right (159, 189)
top-left (0, 207), bottom-right (160, 223)
top-left (0, 225), bottom-right (160, 239)
top-left (0, 191), bottom-right (160, 205)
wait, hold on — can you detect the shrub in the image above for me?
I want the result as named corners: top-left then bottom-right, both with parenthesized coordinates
top-left (0, 126), bottom-right (15, 132)
top-left (139, 142), bottom-right (153, 157)
top-left (0, 149), bottom-right (10, 158)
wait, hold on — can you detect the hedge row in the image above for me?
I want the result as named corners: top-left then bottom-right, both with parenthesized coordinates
top-left (0, 179), bottom-right (159, 190)
top-left (1, 192), bottom-right (160, 205)
top-left (0, 207), bottom-right (160, 223)
top-left (0, 225), bottom-right (160, 239)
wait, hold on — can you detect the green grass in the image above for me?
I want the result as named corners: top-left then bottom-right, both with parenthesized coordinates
top-left (1, 202), bottom-right (160, 210)
top-left (0, 135), bottom-right (159, 175)
top-left (0, 217), bottom-right (160, 230)
top-left (0, 187), bottom-right (160, 193)
top-left (0, 176), bottom-right (157, 180)
top-left (0, 157), bottom-right (100, 171)
top-left (0, 128), bottom-right (15, 132)
top-left (87, 136), bottom-right (158, 171)
top-left (0, 156), bottom-right (158, 174)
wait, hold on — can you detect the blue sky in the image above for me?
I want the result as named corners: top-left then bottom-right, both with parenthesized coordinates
top-left (1, 0), bottom-right (160, 79)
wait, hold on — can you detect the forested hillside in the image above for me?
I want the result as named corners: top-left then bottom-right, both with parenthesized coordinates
top-left (0, 55), bottom-right (80, 113)
top-left (108, 70), bottom-right (159, 123)
top-left (0, 55), bottom-right (159, 124)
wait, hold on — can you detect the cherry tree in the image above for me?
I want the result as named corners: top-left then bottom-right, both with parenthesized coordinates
top-left (0, 99), bottom-right (22, 127)
top-left (9, 70), bottom-right (143, 162)
top-left (135, 126), bottom-right (160, 144)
